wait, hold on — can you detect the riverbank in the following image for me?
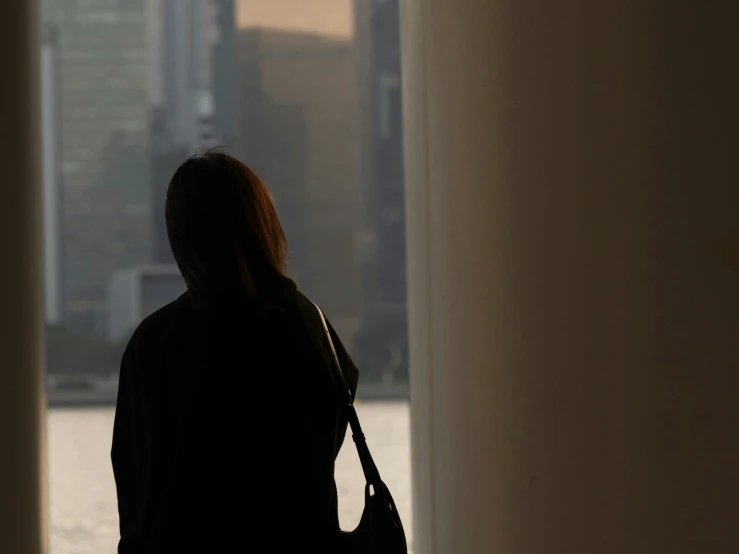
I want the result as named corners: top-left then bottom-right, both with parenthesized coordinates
top-left (47, 382), bottom-right (410, 408)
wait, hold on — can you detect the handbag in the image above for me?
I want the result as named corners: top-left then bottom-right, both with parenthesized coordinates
top-left (311, 302), bottom-right (408, 554)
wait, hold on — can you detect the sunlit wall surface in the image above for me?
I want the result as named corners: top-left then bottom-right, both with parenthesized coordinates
top-left (42, 0), bottom-right (411, 552)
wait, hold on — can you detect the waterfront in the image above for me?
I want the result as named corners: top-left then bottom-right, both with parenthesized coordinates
top-left (48, 402), bottom-right (412, 553)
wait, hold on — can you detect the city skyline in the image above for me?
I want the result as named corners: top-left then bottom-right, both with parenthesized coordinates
top-left (41, 0), bottom-right (409, 386)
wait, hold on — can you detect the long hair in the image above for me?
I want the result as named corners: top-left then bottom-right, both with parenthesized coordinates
top-left (165, 152), bottom-right (296, 312)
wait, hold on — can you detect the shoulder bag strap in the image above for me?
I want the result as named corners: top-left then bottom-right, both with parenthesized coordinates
top-left (310, 301), bottom-right (382, 487)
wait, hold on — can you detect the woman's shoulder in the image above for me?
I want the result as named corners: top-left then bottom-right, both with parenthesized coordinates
top-left (286, 290), bottom-right (359, 395)
top-left (126, 293), bottom-right (192, 348)
top-left (286, 290), bottom-right (326, 337)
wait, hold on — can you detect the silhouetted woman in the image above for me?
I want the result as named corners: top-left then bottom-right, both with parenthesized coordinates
top-left (111, 152), bottom-right (358, 553)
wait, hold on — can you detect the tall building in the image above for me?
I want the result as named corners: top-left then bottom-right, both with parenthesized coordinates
top-left (354, 0), bottom-right (408, 383)
top-left (213, 1), bottom-right (241, 154)
top-left (42, 0), bottom-right (152, 334)
top-left (41, 25), bottom-right (64, 325)
top-left (236, 26), bottom-right (363, 348)
top-left (150, 0), bottom-right (240, 264)
top-left (158, 0), bottom-right (219, 154)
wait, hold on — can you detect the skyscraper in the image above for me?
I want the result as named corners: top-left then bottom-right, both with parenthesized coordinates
top-left (43, 0), bottom-right (151, 333)
top-left (236, 25), bottom-right (363, 348)
top-left (150, 0), bottom-right (240, 264)
top-left (157, 0), bottom-right (220, 154)
top-left (213, 0), bottom-right (241, 155)
top-left (41, 25), bottom-right (64, 325)
top-left (354, 0), bottom-right (408, 384)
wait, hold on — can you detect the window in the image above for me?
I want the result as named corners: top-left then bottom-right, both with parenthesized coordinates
top-left (43, 1), bottom-right (411, 552)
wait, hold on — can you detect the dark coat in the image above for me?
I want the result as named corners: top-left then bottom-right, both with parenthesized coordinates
top-left (111, 290), bottom-right (358, 553)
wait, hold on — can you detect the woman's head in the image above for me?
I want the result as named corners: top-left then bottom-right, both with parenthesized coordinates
top-left (165, 152), bottom-right (296, 309)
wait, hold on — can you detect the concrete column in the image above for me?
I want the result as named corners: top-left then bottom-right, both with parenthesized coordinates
top-left (0, 2), bottom-right (48, 554)
top-left (402, 1), bottom-right (739, 553)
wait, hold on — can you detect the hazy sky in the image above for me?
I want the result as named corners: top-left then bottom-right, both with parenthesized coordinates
top-left (236, 0), bottom-right (353, 38)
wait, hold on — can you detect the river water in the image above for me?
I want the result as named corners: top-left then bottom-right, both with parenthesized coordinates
top-left (48, 402), bottom-right (412, 554)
